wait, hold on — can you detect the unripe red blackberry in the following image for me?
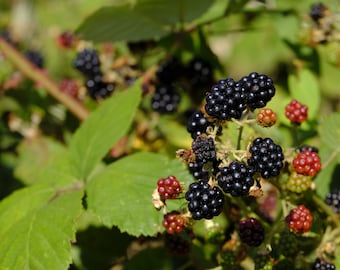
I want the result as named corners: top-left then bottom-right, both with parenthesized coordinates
top-left (247, 137), bottom-right (284, 179)
top-left (325, 189), bottom-right (340, 214)
top-left (292, 150), bottom-right (321, 177)
top-left (185, 180), bottom-right (224, 220)
top-left (151, 84), bottom-right (180, 114)
top-left (312, 258), bottom-right (336, 270)
top-left (59, 79), bottom-right (79, 99)
top-left (57, 31), bottom-right (76, 48)
top-left (256, 108), bottom-right (277, 127)
top-left (191, 135), bottom-right (216, 164)
top-left (217, 161), bottom-right (255, 197)
top-left (238, 217), bottom-right (265, 247)
top-left (157, 175), bottom-right (182, 200)
top-left (285, 99), bottom-right (308, 124)
top-left (285, 205), bottom-right (313, 234)
top-left (162, 211), bottom-right (187, 234)
top-left (286, 172), bottom-right (312, 193)
top-left (238, 72), bottom-right (276, 110)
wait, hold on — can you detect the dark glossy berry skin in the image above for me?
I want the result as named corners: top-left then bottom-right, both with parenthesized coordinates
top-left (217, 161), bottom-right (255, 197)
top-left (238, 217), bottom-right (264, 246)
top-left (205, 78), bottom-right (247, 120)
top-left (285, 205), bottom-right (313, 234)
top-left (292, 150), bottom-right (321, 177)
top-left (312, 258), bottom-right (336, 270)
top-left (163, 211), bottom-right (186, 234)
top-left (238, 72), bottom-right (275, 110)
top-left (191, 135), bottom-right (216, 164)
top-left (247, 137), bottom-right (284, 179)
top-left (186, 57), bottom-right (214, 88)
top-left (157, 175), bottom-right (182, 200)
top-left (296, 145), bottom-right (319, 153)
top-left (309, 3), bottom-right (328, 23)
top-left (285, 99), bottom-right (308, 124)
top-left (151, 84), bottom-right (180, 114)
top-left (188, 158), bottom-right (220, 181)
top-left (156, 57), bottom-right (183, 84)
top-left (73, 48), bottom-right (102, 77)
top-left (186, 110), bottom-right (210, 139)
top-left (85, 76), bottom-right (115, 100)
top-left (24, 50), bottom-right (44, 68)
top-left (185, 180), bottom-right (224, 220)
top-left (325, 189), bottom-right (340, 214)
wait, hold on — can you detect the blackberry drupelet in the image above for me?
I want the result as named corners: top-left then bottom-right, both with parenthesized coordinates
top-left (186, 110), bottom-right (210, 139)
top-left (24, 50), bottom-right (44, 68)
top-left (247, 137), bottom-right (284, 179)
top-left (186, 57), bottom-right (214, 88)
top-left (205, 78), bottom-right (248, 120)
top-left (312, 258), bottom-right (336, 270)
top-left (151, 84), bottom-right (180, 114)
top-left (238, 217), bottom-right (264, 247)
top-left (325, 189), bottom-right (340, 214)
top-left (238, 72), bottom-right (275, 110)
top-left (85, 76), bottom-right (115, 100)
top-left (296, 145), bottom-right (319, 153)
top-left (191, 135), bottom-right (216, 163)
top-left (309, 3), bottom-right (328, 23)
top-left (73, 48), bottom-right (102, 77)
top-left (156, 57), bottom-right (184, 84)
top-left (217, 161), bottom-right (255, 197)
top-left (185, 180), bottom-right (224, 220)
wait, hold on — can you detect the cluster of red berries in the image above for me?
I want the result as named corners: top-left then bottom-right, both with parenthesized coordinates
top-left (162, 211), bottom-right (187, 234)
top-left (285, 205), bottom-right (313, 234)
top-left (157, 175), bottom-right (182, 200)
top-left (292, 150), bottom-right (322, 177)
top-left (285, 99), bottom-right (308, 124)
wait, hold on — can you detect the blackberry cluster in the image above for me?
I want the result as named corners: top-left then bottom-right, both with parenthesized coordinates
top-left (312, 258), bottom-right (336, 270)
top-left (238, 72), bottom-right (276, 110)
top-left (309, 3), bottom-right (328, 23)
top-left (85, 76), bottom-right (115, 100)
top-left (151, 84), bottom-right (180, 114)
top-left (217, 161), bottom-right (255, 197)
top-left (247, 137), bottom-right (284, 179)
top-left (325, 189), bottom-right (340, 214)
top-left (185, 180), bottom-right (224, 220)
top-left (191, 135), bottom-right (216, 163)
top-left (256, 108), bottom-right (277, 127)
top-left (292, 150), bottom-right (321, 177)
top-left (156, 57), bottom-right (183, 84)
top-left (286, 172), bottom-right (312, 193)
top-left (186, 57), bottom-right (214, 88)
top-left (238, 217), bottom-right (264, 247)
top-left (205, 78), bottom-right (248, 120)
top-left (24, 49), bottom-right (44, 68)
top-left (73, 48), bottom-right (101, 78)
top-left (285, 99), bottom-right (308, 124)
top-left (188, 158), bottom-right (220, 181)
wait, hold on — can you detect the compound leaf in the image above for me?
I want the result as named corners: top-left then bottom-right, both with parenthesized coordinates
top-left (86, 152), bottom-right (193, 236)
top-left (69, 85), bottom-right (141, 180)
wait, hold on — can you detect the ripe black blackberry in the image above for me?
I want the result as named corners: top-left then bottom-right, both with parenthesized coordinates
top-left (325, 189), bottom-right (340, 214)
top-left (24, 50), bottom-right (44, 68)
top-left (217, 161), bottom-right (255, 197)
top-left (186, 110), bottom-right (210, 139)
top-left (186, 57), bottom-right (214, 88)
top-left (188, 158), bottom-right (220, 181)
top-left (191, 135), bottom-right (216, 164)
top-left (73, 48), bottom-right (102, 77)
top-left (205, 78), bottom-right (247, 120)
top-left (312, 258), bottom-right (336, 270)
top-left (156, 57), bottom-right (183, 84)
top-left (296, 145), bottom-right (319, 153)
top-left (247, 137), bottom-right (284, 179)
top-left (238, 217), bottom-right (264, 247)
top-left (185, 180), bottom-right (224, 220)
top-left (85, 76), bottom-right (115, 100)
top-left (238, 72), bottom-right (275, 110)
top-left (309, 3), bottom-right (328, 23)
top-left (151, 84), bottom-right (180, 114)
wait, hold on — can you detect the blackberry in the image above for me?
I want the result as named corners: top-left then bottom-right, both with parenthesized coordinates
top-left (285, 205), bottom-right (313, 234)
top-left (191, 135), bottom-right (216, 164)
top-left (286, 172), bottom-right (312, 193)
top-left (57, 31), bottom-right (76, 48)
top-left (285, 99), bottom-right (308, 124)
top-left (313, 258), bottom-right (336, 270)
top-left (185, 180), bottom-right (224, 220)
top-left (217, 161), bottom-right (255, 197)
top-left (256, 108), bottom-right (277, 127)
top-left (205, 78), bottom-right (248, 120)
top-left (186, 57), bottom-right (214, 88)
top-left (164, 234), bottom-right (191, 256)
top-left (157, 175), bottom-right (182, 200)
top-left (24, 49), bottom-right (44, 68)
top-left (151, 84), bottom-right (180, 114)
top-left (247, 137), bottom-right (284, 179)
top-left (73, 48), bottom-right (102, 77)
top-left (254, 254), bottom-right (273, 270)
top-left (238, 72), bottom-right (275, 110)
top-left (59, 79), bottom-right (79, 99)
top-left (238, 217), bottom-right (265, 247)
top-left (156, 57), bottom-right (183, 84)
top-left (188, 159), bottom-right (220, 181)
top-left (292, 150), bottom-right (321, 177)
top-left (296, 145), bottom-right (319, 153)
top-left (309, 3), bottom-right (328, 23)
top-left (325, 189), bottom-right (340, 214)
top-left (271, 231), bottom-right (298, 258)
top-left (85, 76), bottom-right (115, 100)
top-left (163, 211), bottom-right (187, 234)
top-left (186, 110), bottom-right (210, 139)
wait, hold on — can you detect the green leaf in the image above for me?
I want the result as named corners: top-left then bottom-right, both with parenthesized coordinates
top-left (287, 69), bottom-right (320, 121)
top-left (69, 85), bottom-right (141, 180)
top-left (86, 152), bottom-right (193, 236)
top-left (319, 112), bottom-right (340, 150)
top-left (0, 186), bottom-right (83, 270)
top-left (76, 0), bottom-right (214, 43)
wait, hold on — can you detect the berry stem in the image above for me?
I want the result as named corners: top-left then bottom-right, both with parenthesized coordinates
top-left (236, 125), bottom-right (243, 151)
top-left (0, 37), bottom-right (89, 121)
top-left (312, 193), bottom-right (340, 228)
